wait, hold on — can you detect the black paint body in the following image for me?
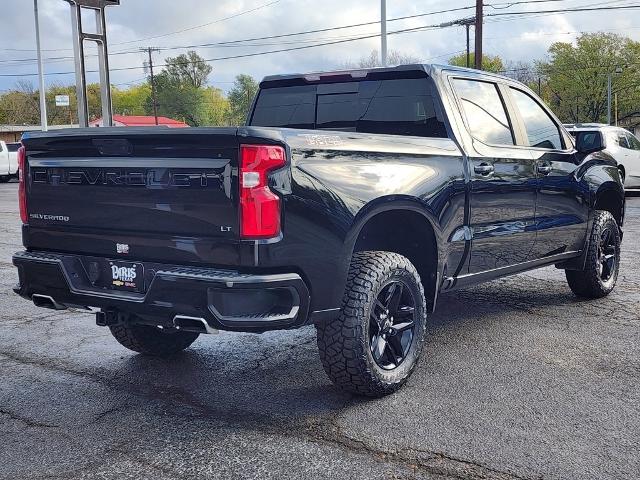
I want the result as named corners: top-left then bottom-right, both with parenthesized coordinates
top-left (13, 65), bottom-right (625, 331)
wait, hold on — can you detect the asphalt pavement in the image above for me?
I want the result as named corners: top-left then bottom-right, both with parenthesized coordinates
top-left (0, 180), bottom-right (638, 480)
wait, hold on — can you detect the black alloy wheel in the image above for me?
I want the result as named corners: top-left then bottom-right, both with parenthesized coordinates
top-left (369, 281), bottom-right (416, 370)
top-left (596, 226), bottom-right (617, 283)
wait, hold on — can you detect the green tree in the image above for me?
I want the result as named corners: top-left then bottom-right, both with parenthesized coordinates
top-left (113, 83), bottom-right (151, 116)
top-left (202, 87), bottom-right (230, 126)
top-left (164, 51), bottom-right (212, 88)
top-left (226, 74), bottom-right (258, 126)
top-left (150, 51), bottom-right (214, 126)
top-left (537, 33), bottom-right (640, 123)
top-left (449, 52), bottom-right (504, 73)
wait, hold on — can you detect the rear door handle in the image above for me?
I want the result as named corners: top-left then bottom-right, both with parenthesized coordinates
top-left (474, 163), bottom-right (494, 175)
top-left (537, 164), bottom-right (552, 175)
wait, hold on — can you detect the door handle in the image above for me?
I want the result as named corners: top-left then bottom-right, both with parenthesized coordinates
top-left (474, 163), bottom-right (494, 175)
top-left (537, 164), bottom-right (552, 175)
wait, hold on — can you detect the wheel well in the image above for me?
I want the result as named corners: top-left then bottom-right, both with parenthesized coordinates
top-left (353, 210), bottom-right (438, 309)
top-left (618, 165), bottom-right (626, 182)
top-left (595, 188), bottom-right (624, 227)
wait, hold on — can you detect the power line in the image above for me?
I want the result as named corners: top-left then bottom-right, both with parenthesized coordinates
top-left (111, 0), bottom-right (284, 46)
top-left (0, 19), bottom-right (460, 78)
top-left (2, 3), bottom-right (640, 79)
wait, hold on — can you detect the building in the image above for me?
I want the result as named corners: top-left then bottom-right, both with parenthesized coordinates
top-left (0, 124), bottom-right (78, 143)
top-left (89, 115), bottom-right (189, 128)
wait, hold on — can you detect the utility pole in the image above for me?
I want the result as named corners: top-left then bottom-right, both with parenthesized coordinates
top-left (466, 23), bottom-right (470, 68)
top-left (474, 0), bottom-right (483, 70)
top-left (34, 0), bottom-right (48, 131)
top-left (380, 0), bottom-right (387, 66)
top-left (614, 93), bottom-right (618, 126)
top-left (143, 47), bottom-right (160, 125)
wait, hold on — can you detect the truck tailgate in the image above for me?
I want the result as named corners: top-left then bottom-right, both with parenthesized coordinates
top-left (22, 128), bottom-right (241, 256)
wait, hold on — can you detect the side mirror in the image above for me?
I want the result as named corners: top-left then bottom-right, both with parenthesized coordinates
top-left (575, 131), bottom-right (605, 154)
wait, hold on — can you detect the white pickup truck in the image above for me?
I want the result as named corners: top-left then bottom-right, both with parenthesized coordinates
top-left (0, 141), bottom-right (19, 182)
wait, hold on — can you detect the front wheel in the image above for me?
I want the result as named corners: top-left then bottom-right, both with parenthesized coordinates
top-left (565, 210), bottom-right (621, 298)
top-left (316, 251), bottom-right (427, 397)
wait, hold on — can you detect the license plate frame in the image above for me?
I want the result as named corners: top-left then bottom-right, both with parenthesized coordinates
top-left (104, 260), bottom-right (145, 293)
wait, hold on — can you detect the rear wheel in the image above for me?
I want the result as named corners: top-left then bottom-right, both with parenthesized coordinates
top-left (109, 322), bottom-right (199, 356)
top-left (565, 210), bottom-right (621, 298)
top-left (316, 251), bottom-right (427, 397)
top-left (0, 176), bottom-right (9, 183)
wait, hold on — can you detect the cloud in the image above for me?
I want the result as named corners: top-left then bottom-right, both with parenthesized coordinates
top-left (0, 0), bottom-right (639, 92)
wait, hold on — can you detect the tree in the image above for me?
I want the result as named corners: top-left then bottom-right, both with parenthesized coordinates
top-left (164, 51), bottom-right (212, 88)
top-left (226, 74), bottom-right (258, 126)
top-left (113, 83), bottom-right (151, 116)
top-left (537, 33), bottom-right (640, 123)
top-left (151, 72), bottom-right (209, 126)
top-left (448, 52), bottom-right (504, 73)
top-left (202, 87), bottom-right (230, 126)
top-left (344, 49), bottom-right (421, 69)
top-left (149, 51), bottom-right (214, 126)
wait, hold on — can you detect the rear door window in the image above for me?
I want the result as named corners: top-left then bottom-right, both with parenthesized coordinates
top-left (452, 78), bottom-right (514, 146)
top-left (509, 87), bottom-right (563, 150)
top-left (250, 78), bottom-right (448, 138)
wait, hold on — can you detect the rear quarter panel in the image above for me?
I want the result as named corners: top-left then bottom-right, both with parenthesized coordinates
top-left (250, 127), bottom-right (467, 313)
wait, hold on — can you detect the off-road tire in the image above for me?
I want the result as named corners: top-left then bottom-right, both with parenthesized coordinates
top-left (565, 210), bottom-right (621, 298)
top-left (109, 322), bottom-right (199, 356)
top-left (316, 251), bottom-right (427, 397)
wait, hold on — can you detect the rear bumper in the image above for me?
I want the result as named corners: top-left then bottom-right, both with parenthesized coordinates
top-left (13, 250), bottom-right (310, 333)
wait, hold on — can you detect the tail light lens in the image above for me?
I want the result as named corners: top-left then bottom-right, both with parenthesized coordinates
top-left (17, 145), bottom-right (27, 224)
top-left (239, 145), bottom-right (286, 239)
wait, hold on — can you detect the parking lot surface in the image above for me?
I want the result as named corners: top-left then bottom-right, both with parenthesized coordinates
top-left (0, 180), bottom-right (638, 480)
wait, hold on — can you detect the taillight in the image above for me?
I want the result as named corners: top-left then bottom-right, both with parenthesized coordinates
top-left (239, 144), bottom-right (286, 239)
top-left (17, 145), bottom-right (27, 224)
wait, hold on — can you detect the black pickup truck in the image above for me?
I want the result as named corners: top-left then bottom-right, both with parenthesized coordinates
top-left (13, 64), bottom-right (625, 396)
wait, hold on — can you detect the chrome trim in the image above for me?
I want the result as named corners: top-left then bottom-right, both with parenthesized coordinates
top-left (32, 294), bottom-right (67, 310)
top-left (173, 315), bottom-right (219, 335)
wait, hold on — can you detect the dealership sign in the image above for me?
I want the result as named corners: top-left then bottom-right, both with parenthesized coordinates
top-left (55, 95), bottom-right (70, 107)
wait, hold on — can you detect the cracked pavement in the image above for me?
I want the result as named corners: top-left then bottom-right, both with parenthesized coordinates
top-left (0, 181), bottom-right (638, 480)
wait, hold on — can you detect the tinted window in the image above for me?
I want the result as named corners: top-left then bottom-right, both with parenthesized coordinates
top-left (250, 78), bottom-right (447, 138)
top-left (574, 131), bottom-right (601, 151)
top-left (250, 85), bottom-right (316, 129)
top-left (6, 143), bottom-right (20, 152)
top-left (510, 88), bottom-right (562, 149)
top-left (0, 143), bottom-right (3, 152)
top-left (452, 79), bottom-right (514, 145)
top-left (625, 132), bottom-right (640, 150)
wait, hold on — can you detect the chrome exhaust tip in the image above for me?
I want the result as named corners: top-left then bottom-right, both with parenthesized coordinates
top-left (173, 315), bottom-right (219, 335)
top-left (32, 294), bottom-right (67, 310)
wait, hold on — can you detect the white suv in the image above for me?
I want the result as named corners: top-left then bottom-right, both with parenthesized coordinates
top-left (565, 124), bottom-right (640, 190)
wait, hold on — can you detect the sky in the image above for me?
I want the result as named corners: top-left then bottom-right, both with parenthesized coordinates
top-left (1, 0), bottom-right (639, 93)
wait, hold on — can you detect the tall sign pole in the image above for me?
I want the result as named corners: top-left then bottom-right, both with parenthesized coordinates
top-left (474, 0), bottom-right (483, 70)
top-left (381, 0), bottom-right (388, 66)
top-left (34, 0), bottom-right (48, 131)
top-left (65, 0), bottom-right (119, 127)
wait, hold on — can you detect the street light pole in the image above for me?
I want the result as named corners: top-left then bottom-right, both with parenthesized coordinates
top-left (380, 0), bottom-right (387, 66)
top-left (34, 0), bottom-right (48, 131)
top-left (607, 73), bottom-right (612, 125)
